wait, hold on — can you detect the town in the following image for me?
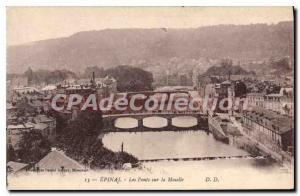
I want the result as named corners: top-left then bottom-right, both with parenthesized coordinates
top-left (6, 55), bottom-right (294, 174)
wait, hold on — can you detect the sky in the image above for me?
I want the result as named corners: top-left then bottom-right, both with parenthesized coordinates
top-left (7, 7), bottom-right (293, 46)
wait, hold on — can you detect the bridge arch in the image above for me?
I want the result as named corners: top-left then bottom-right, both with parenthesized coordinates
top-left (172, 116), bottom-right (198, 128)
top-left (114, 117), bottom-right (138, 129)
top-left (103, 112), bottom-right (208, 132)
top-left (143, 116), bottom-right (168, 128)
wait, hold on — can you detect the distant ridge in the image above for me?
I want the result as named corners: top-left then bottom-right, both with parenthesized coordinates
top-left (7, 21), bottom-right (294, 73)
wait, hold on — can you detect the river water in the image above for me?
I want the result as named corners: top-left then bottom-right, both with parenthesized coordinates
top-left (104, 116), bottom-right (249, 160)
top-left (7, 116), bottom-right (293, 189)
top-left (102, 116), bottom-right (293, 186)
top-left (102, 130), bottom-right (248, 160)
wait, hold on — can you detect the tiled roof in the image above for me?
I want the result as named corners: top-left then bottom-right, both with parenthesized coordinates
top-left (7, 161), bottom-right (28, 172)
top-left (36, 150), bottom-right (84, 170)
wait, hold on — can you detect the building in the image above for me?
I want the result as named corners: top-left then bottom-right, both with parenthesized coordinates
top-left (28, 99), bottom-right (49, 113)
top-left (264, 94), bottom-right (283, 113)
top-left (213, 80), bottom-right (235, 113)
top-left (35, 149), bottom-right (85, 171)
top-left (7, 114), bottom-right (57, 148)
top-left (33, 122), bottom-right (53, 140)
top-left (42, 85), bottom-right (57, 95)
top-left (215, 80), bottom-right (232, 98)
top-left (7, 123), bottom-right (35, 148)
top-left (242, 107), bottom-right (294, 153)
top-left (57, 74), bottom-right (117, 97)
top-left (13, 86), bottom-right (41, 94)
top-left (7, 161), bottom-right (30, 174)
top-left (247, 93), bottom-right (265, 108)
top-left (34, 115), bottom-right (56, 137)
top-left (179, 74), bottom-right (188, 86)
top-left (264, 87), bottom-right (294, 117)
top-left (246, 86), bottom-right (294, 117)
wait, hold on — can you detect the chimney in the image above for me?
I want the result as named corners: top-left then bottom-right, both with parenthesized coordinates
top-left (91, 71), bottom-right (96, 86)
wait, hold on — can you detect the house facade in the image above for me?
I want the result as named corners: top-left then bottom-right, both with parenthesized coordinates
top-left (242, 107), bottom-right (293, 153)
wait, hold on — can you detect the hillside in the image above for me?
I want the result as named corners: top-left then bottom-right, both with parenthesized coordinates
top-left (7, 21), bottom-right (294, 73)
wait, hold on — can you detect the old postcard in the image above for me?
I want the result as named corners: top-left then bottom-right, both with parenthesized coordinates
top-left (6, 7), bottom-right (294, 190)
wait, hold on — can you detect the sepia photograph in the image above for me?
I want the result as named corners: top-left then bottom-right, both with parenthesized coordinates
top-left (5, 6), bottom-right (295, 190)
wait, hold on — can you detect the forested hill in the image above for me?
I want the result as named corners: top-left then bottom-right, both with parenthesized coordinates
top-left (7, 21), bottom-right (293, 73)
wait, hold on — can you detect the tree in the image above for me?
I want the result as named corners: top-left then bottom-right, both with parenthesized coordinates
top-left (104, 65), bottom-right (153, 92)
top-left (203, 59), bottom-right (251, 76)
top-left (83, 66), bottom-right (105, 78)
top-left (24, 67), bottom-right (34, 85)
top-left (220, 58), bottom-right (233, 67)
top-left (234, 81), bottom-right (247, 97)
top-left (55, 110), bottom-right (103, 157)
top-left (270, 57), bottom-right (292, 74)
top-left (50, 111), bottom-right (69, 135)
top-left (55, 110), bottom-right (138, 169)
top-left (24, 68), bottom-right (77, 85)
top-left (16, 131), bottom-right (51, 163)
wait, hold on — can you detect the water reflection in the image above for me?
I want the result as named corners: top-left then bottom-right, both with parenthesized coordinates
top-left (102, 131), bottom-right (248, 160)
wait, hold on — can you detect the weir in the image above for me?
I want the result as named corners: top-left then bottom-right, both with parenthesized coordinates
top-left (139, 155), bottom-right (264, 162)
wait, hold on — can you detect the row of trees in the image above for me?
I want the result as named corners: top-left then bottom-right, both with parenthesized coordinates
top-left (24, 67), bottom-right (77, 85)
top-left (82, 65), bottom-right (154, 92)
top-left (23, 65), bottom-right (154, 92)
top-left (203, 59), bottom-right (255, 76)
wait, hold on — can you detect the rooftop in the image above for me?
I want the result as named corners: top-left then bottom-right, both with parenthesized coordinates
top-left (247, 93), bottom-right (265, 96)
top-left (34, 115), bottom-right (55, 123)
top-left (244, 107), bottom-right (294, 134)
top-left (7, 161), bottom-right (28, 173)
top-left (36, 149), bottom-right (84, 170)
top-left (7, 123), bottom-right (35, 130)
top-left (33, 123), bottom-right (49, 131)
top-left (42, 85), bottom-right (57, 91)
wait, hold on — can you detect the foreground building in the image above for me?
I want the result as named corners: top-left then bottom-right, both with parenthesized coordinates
top-left (242, 107), bottom-right (293, 153)
top-left (35, 149), bottom-right (85, 171)
top-left (7, 161), bottom-right (30, 174)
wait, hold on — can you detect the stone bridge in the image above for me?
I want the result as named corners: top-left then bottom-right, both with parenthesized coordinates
top-left (102, 112), bottom-right (208, 132)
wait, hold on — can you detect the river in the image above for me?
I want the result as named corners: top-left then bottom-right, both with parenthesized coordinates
top-left (101, 116), bottom-right (293, 187)
top-left (8, 116), bottom-right (293, 189)
top-left (102, 130), bottom-right (248, 160)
